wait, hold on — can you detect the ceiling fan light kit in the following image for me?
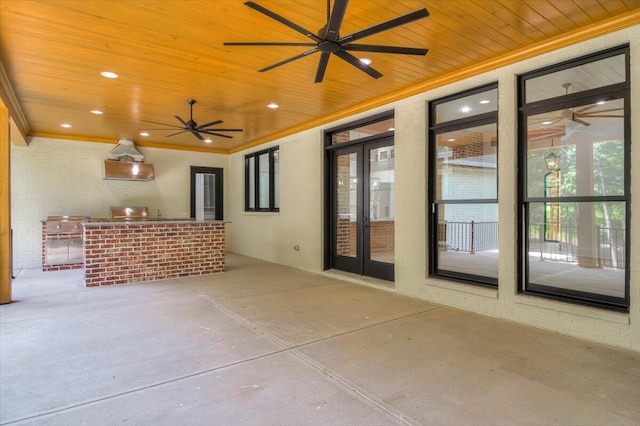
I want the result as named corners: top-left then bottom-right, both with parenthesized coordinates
top-left (224, 0), bottom-right (430, 83)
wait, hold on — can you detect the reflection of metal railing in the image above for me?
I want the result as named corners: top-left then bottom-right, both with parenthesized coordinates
top-left (438, 221), bottom-right (498, 253)
top-left (529, 223), bottom-right (625, 269)
top-left (598, 226), bottom-right (625, 269)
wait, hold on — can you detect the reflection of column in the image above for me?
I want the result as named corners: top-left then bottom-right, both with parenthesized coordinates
top-left (575, 141), bottom-right (597, 267)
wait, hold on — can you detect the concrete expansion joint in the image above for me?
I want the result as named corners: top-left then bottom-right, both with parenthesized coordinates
top-left (197, 293), bottom-right (439, 425)
top-left (2, 289), bottom-right (438, 425)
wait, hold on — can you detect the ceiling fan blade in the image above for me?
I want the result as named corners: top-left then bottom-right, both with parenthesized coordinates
top-left (191, 130), bottom-right (205, 141)
top-left (199, 130), bottom-right (233, 139)
top-left (141, 128), bottom-right (188, 131)
top-left (223, 42), bottom-right (317, 47)
top-left (141, 119), bottom-right (183, 129)
top-left (333, 50), bottom-right (382, 79)
top-left (579, 107), bottom-right (623, 116)
top-left (202, 128), bottom-right (244, 132)
top-left (244, 1), bottom-right (322, 43)
top-left (339, 8), bottom-right (429, 45)
top-left (315, 52), bottom-right (331, 83)
top-left (196, 120), bottom-right (223, 129)
top-left (571, 116), bottom-right (591, 126)
top-left (578, 114), bottom-right (623, 119)
top-left (530, 117), bottom-right (563, 125)
top-left (344, 44), bottom-right (428, 55)
top-left (574, 104), bottom-right (598, 114)
top-left (175, 115), bottom-right (188, 127)
top-left (166, 130), bottom-right (188, 137)
top-left (326, 0), bottom-right (349, 42)
top-left (259, 48), bottom-right (319, 72)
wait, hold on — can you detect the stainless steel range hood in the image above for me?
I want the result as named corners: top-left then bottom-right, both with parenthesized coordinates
top-left (103, 139), bottom-right (155, 181)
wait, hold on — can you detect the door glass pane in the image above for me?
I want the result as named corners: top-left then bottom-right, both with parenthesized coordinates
top-left (195, 173), bottom-right (216, 220)
top-left (203, 174), bottom-right (216, 220)
top-left (436, 123), bottom-right (497, 200)
top-left (247, 157), bottom-right (255, 209)
top-left (528, 201), bottom-right (626, 297)
top-left (258, 153), bottom-right (270, 209)
top-left (369, 146), bottom-right (394, 264)
top-left (526, 99), bottom-right (624, 198)
top-left (336, 152), bottom-right (357, 258)
top-left (436, 203), bottom-right (498, 278)
top-left (274, 149), bottom-right (280, 209)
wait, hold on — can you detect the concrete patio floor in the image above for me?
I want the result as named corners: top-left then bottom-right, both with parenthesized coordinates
top-left (1, 253), bottom-right (640, 425)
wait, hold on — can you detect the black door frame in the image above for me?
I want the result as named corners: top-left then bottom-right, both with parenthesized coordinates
top-left (327, 137), bottom-right (395, 281)
top-left (190, 166), bottom-right (223, 220)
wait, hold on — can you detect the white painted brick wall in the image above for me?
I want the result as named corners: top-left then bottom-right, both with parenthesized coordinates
top-left (11, 138), bottom-right (228, 268)
top-left (226, 26), bottom-right (640, 351)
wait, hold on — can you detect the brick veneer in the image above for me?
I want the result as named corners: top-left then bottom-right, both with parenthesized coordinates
top-left (83, 221), bottom-right (225, 287)
top-left (41, 222), bottom-right (83, 272)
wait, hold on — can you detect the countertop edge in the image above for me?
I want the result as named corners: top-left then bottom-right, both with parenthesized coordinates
top-left (82, 220), bottom-right (225, 226)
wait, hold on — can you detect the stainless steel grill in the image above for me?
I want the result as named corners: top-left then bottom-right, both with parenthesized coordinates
top-left (44, 216), bottom-right (87, 266)
top-left (109, 206), bottom-right (149, 220)
top-left (45, 216), bottom-right (87, 234)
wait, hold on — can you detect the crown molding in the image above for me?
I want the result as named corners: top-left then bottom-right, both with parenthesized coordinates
top-left (0, 61), bottom-right (29, 145)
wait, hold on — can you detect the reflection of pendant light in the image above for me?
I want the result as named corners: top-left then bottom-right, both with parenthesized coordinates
top-left (544, 138), bottom-right (560, 171)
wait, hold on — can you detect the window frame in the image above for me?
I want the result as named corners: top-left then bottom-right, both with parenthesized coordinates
top-left (428, 82), bottom-right (499, 288)
top-left (517, 45), bottom-right (630, 311)
top-left (244, 146), bottom-right (280, 212)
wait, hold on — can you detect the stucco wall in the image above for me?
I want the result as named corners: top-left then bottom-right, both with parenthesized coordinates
top-left (11, 138), bottom-right (228, 269)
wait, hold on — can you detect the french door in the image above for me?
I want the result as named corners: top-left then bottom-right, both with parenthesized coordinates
top-left (329, 138), bottom-right (394, 281)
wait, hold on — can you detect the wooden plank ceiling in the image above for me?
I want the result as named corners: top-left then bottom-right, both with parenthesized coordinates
top-left (1, 0), bottom-right (639, 154)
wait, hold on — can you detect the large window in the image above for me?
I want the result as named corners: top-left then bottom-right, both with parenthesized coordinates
top-left (518, 45), bottom-right (629, 311)
top-left (428, 83), bottom-right (498, 287)
top-left (245, 146), bottom-right (279, 212)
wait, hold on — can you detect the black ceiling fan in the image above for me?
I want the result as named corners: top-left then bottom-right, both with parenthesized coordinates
top-left (141, 99), bottom-right (243, 141)
top-left (223, 0), bottom-right (429, 83)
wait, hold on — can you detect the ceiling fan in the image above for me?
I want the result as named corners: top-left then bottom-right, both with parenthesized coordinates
top-left (223, 0), bottom-right (429, 83)
top-left (142, 99), bottom-right (243, 141)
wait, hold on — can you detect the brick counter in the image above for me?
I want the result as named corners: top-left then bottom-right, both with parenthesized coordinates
top-left (83, 221), bottom-right (225, 287)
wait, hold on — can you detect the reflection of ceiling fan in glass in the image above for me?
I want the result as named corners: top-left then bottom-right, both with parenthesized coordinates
top-left (531, 83), bottom-right (623, 127)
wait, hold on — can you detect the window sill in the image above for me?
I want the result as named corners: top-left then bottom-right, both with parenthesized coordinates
top-left (242, 211), bottom-right (280, 216)
top-left (514, 294), bottom-right (630, 325)
top-left (425, 277), bottom-right (498, 299)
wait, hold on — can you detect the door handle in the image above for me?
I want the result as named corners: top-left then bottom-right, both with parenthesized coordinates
top-left (363, 217), bottom-right (370, 228)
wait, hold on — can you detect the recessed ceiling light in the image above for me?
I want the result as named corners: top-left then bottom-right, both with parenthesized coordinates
top-left (388, 127), bottom-right (395, 131)
top-left (360, 58), bottom-right (372, 65)
top-left (204, 138), bottom-right (212, 143)
top-left (267, 102), bottom-right (279, 109)
top-left (90, 110), bottom-right (103, 115)
top-left (447, 138), bottom-right (455, 142)
top-left (461, 106), bottom-right (471, 113)
top-left (100, 71), bottom-right (118, 79)
top-left (139, 132), bottom-right (149, 137)
top-left (542, 121), bottom-right (553, 125)
top-left (479, 100), bottom-right (490, 104)
top-left (60, 123), bottom-right (72, 128)
top-left (597, 100), bottom-right (606, 105)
